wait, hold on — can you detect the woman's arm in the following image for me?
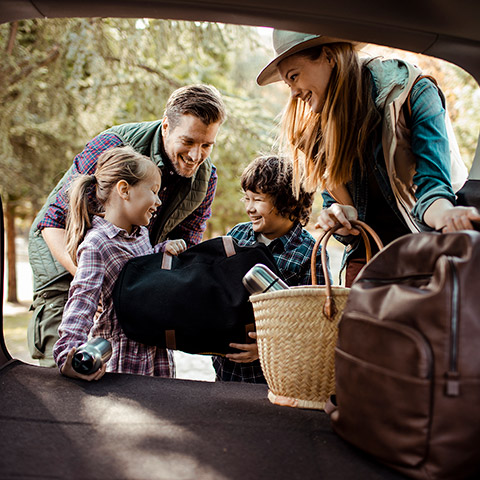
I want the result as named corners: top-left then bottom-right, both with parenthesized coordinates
top-left (409, 78), bottom-right (480, 231)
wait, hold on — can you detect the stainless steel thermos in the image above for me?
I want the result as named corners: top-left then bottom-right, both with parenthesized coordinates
top-left (72, 337), bottom-right (112, 375)
top-left (242, 263), bottom-right (289, 294)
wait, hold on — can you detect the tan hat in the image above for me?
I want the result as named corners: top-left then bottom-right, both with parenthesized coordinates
top-left (257, 29), bottom-right (361, 86)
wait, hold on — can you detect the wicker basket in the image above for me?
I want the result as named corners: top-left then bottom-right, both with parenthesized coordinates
top-left (251, 220), bottom-right (382, 410)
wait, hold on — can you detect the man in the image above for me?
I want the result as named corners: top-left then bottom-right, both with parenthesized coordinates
top-left (28, 84), bottom-right (227, 367)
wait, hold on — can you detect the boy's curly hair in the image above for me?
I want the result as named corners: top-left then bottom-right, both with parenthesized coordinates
top-left (241, 155), bottom-right (314, 226)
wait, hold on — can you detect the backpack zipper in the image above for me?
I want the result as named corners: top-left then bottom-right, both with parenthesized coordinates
top-left (359, 274), bottom-right (431, 285)
top-left (445, 256), bottom-right (460, 396)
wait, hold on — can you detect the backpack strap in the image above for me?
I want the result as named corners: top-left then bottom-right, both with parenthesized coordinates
top-left (162, 253), bottom-right (173, 270)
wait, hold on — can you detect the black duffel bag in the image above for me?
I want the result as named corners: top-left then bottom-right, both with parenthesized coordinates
top-left (112, 236), bottom-right (282, 355)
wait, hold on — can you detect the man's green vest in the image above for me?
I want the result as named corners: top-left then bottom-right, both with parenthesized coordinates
top-left (104, 120), bottom-right (213, 245)
top-left (29, 120), bottom-right (213, 291)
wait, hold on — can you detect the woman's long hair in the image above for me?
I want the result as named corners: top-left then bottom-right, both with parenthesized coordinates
top-left (279, 42), bottom-right (380, 194)
top-left (65, 145), bottom-right (157, 265)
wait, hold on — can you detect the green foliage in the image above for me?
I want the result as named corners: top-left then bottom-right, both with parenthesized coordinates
top-left (0, 18), bottom-right (285, 234)
top-left (1, 20), bottom-right (478, 238)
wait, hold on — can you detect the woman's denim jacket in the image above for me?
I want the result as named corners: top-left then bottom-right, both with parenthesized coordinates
top-left (322, 57), bottom-right (467, 274)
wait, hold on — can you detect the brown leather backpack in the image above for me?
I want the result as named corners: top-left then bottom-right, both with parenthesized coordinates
top-left (329, 230), bottom-right (480, 479)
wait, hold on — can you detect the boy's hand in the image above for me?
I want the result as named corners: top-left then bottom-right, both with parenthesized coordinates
top-left (165, 239), bottom-right (187, 256)
top-left (60, 347), bottom-right (106, 382)
top-left (226, 332), bottom-right (259, 363)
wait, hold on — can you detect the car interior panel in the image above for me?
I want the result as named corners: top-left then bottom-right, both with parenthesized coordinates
top-left (1, 1), bottom-right (479, 478)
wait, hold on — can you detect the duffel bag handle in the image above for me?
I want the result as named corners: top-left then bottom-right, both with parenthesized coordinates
top-left (161, 236), bottom-right (236, 270)
top-left (311, 220), bottom-right (384, 319)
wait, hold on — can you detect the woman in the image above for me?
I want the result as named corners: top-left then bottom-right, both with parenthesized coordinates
top-left (257, 29), bottom-right (480, 285)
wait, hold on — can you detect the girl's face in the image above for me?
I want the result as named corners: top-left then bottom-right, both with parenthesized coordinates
top-left (277, 49), bottom-right (334, 114)
top-left (122, 169), bottom-right (162, 231)
top-left (242, 189), bottom-right (294, 240)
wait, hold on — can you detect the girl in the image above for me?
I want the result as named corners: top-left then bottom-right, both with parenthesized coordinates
top-left (53, 145), bottom-right (186, 381)
top-left (257, 29), bottom-right (480, 285)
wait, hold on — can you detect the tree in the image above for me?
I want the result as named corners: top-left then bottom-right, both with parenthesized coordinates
top-left (0, 18), bottom-right (280, 301)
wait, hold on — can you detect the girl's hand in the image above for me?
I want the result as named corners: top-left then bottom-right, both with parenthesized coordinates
top-left (165, 239), bottom-right (187, 256)
top-left (315, 204), bottom-right (360, 236)
top-left (226, 332), bottom-right (259, 363)
top-left (60, 347), bottom-right (107, 382)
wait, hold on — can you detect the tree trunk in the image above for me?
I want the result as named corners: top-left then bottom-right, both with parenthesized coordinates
top-left (5, 201), bottom-right (18, 303)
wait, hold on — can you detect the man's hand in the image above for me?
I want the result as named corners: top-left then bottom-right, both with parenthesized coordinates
top-left (226, 332), bottom-right (259, 363)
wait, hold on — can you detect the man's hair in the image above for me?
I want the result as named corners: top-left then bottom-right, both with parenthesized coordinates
top-left (164, 84), bottom-right (227, 129)
top-left (241, 155), bottom-right (314, 226)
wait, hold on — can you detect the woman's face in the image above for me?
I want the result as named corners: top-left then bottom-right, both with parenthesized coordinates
top-left (277, 49), bottom-right (334, 114)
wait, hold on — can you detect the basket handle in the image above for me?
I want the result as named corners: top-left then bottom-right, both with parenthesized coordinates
top-left (311, 220), bottom-right (384, 320)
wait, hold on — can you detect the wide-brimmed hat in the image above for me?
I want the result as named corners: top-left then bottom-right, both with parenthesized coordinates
top-left (257, 29), bottom-right (362, 86)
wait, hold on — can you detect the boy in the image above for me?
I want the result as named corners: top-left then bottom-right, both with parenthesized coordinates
top-left (213, 155), bottom-right (329, 383)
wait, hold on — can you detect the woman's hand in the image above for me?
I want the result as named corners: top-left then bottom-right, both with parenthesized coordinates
top-left (439, 206), bottom-right (480, 232)
top-left (165, 239), bottom-right (187, 256)
top-left (226, 332), bottom-right (259, 363)
top-left (315, 204), bottom-right (360, 236)
top-left (60, 347), bottom-right (107, 381)
top-left (424, 199), bottom-right (480, 232)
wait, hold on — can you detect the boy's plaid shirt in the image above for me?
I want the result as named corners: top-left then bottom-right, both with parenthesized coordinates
top-left (228, 221), bottom-right (327, 286)
top-left (212, 221), bottom-right (329, 384)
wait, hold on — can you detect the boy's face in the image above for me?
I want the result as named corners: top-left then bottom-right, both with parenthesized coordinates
top-left (242, 189), bottom-right (294, 240)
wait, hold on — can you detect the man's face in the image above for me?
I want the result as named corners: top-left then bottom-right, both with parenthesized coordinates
top-left (161, 113), bottom-right (221, 178)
